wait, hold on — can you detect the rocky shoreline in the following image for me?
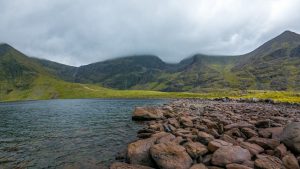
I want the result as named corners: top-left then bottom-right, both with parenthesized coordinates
top-left (110, 99), bottom-right (300, 169)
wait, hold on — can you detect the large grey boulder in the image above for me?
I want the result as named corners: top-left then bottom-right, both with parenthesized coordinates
top-left (281, 122), bottom-right (300, 153)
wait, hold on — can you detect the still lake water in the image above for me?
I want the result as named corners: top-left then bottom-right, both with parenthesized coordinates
top-left (0, 99), bottom-right (168, 169)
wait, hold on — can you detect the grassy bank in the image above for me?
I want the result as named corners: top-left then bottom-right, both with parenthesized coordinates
top-left (1, 76), bottom-right (300, 103)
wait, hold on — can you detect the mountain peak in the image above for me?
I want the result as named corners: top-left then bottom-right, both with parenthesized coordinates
top-left (0, 43), bottom-right (12, 48)
top-left (0, 43), bottom-right (13, 55)
top-left (274, 30), bottom-right (300, 42)
top-left (281, 30), bottom-right (298, 35)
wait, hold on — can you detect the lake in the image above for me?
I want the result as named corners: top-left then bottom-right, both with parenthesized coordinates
top-left (0, 99), bottom-right (168, 169)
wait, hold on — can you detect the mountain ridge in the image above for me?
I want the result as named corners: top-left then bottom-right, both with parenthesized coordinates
top-left (1, 30), bottom-right (300, 96)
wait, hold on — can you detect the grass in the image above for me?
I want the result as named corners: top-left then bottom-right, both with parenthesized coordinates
top-left (1, 76), bottom-right (300, 103)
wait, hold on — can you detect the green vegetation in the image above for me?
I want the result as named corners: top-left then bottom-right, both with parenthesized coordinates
top-left (1, 76), bottom-right (300, 103)
top-left (1, 31), bottom-right (300, 103)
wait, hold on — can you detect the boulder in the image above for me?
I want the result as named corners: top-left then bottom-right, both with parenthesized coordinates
top-left (254, 154), bottom-right (283, 169)
top-left (239, 141), bottom-right (264, 156)
top-left (211, 146), bottom-right (251, 167)
top-left (282, 153), bottom-right (300, 169)
top-left (127, 137), bottom-right (156, 166)
top-left (168, 118), bottom-right (180, 128)
top-left (180, 116), bottom-right (194, 127)
top-left (259, 127), bottom-right (283, 140)
top-left (241, 128), bottom-right (258, 138)
top-left (150, 142), bottom-right (193, 169)
top-left (198, 131), bottom-right (214, 145)
top-left (220, 134), bottom-right (239, 145)
top-left (255, 119), bottom-right (273, 128)
top-left (189, 163), bottom-right (208, 169)
top-left (184, 141), bottom-right (208, 159)
top-left (202, 154), bottom-right (212, 165)
top-left (226, 163), bottom-right (252, 169)
top-left (156, 133), bottom-right (176, 144)
top-left (224, 121), bottom-right (254, 130)
top-left (281, 122), bottom-right (300, 153)
top-left (132, 107), bottom-right (164, 121)
top-left (207, 139), bottom-right (232, 152)
top-left (206, 167), bottom-right (223, 169)
top-left (274, 144), bottom-right (287, 158)
top-left (248, 137), bottom-right (280, 149)
top-left (110, 162), bottom-right (154, 169)
top-left (225, 128), bottom-right (246, 138)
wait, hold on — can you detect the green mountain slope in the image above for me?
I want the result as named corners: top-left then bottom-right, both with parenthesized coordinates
top-left (68, 30), bottom-right (300, 92)
top-left (31, 57), bottom-right (77, 82)
top-left (0, 43), bottom-right (47, 96)
top-left (233, 30), bottom-right (300, 91)
top-left (74, 55), bottom-right (171, 89)
top-left (1, 30), bottom-right (300, 102)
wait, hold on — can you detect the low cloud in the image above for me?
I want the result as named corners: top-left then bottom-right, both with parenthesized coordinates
top-left (0, 0), bottom-right (300, 66)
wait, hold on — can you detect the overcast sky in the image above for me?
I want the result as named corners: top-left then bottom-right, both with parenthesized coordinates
top-left (0, 0), bottom-right (300, 66)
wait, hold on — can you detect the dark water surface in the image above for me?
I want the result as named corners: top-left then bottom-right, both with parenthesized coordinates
top-left (0, 99), bottom-right (168, 169)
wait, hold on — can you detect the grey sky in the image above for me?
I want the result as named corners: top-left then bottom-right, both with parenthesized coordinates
top-left (0, 0), bottom-right (300, 66)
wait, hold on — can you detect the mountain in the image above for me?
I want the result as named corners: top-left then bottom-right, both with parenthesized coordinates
top-left (0, 43), bottom-right (46, 94)
top-left (74, 55), bottom-right (170, 89)
top-left (233, 30), bottom-right (300, 91)
top-left (1, 30), bottom-right (300, 101)
top-left (31, 57), bottom-right (77, 82)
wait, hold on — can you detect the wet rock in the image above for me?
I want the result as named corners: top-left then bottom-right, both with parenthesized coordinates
top-left (259, 127), bottom-right (283, 140)
top-left (180, 116), bottom-right (194, 127)
top-left (225, 128), bottom-right (246, 138)
top-left (241, 127), bottom-right (258, 138)
top-left (265, 150), bottom-right (275, 156)
top-left (206, 166), bottom-right (223, 169)
top-left (150, 142), bottom-right (193, 169)
top-left (243, 160), bottom-right (255, 168)
top-left (226, 163), bottom-right (252, 169)
top-left (207, 139), bottom-right (232, 152)
top-left (115, 148), bottom-right (128, 161)
top-left (202, 154), bottom-right (212, 165)
top-left (258, 129), bottom-right (272, 138)
top-left (255, 119), bottom-right (273, 128)
top-left (211, 146), bottom-right (251, 167)
top-left (240, 141), bottom-right (264, 156)
top-left (132, 107), bottom-right (164, 121)
top-left (224, 121), bottom-right (254, 130)
top-left (281, 122), bottom-right (300, 153)
top-left (254, 154), bottom-right (283, 169)
top-left (248, 137), bottom-right (280, 149)
top-left (172, 136), bottom-right (185, 145)
top-left (207, 129), bottom-right (220, 138)
top-left (189, 163), bottom-right (208, 169)
top-left (282, 153), bottom-right (300, 169)
top-left (137, 133), bottom-right (153, 139)
top-left (197, 131), bottom-right (214, 145)
top-left (148, 123), bottom-right (164, 131)
top-left (274, 144), bottom-right (287, 158)
top-left (127, 137), bottom-right (156, 166)
top-left (168, 118), bottom-right (180, 128)
top-left (270, 116), bottom-right (287, 124)
top-left (156, 133), bottom-right (176, 144)
top-left (184, 141), bottom-right (208, 159)
top-left (202, 119), bottom-right (218, 129)
top-left (220, 134), bottom-right (239, 145)
top-left (110, 162), bottom-right (154, 169)
top-left (138, 128), bottom-right (156, 134)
